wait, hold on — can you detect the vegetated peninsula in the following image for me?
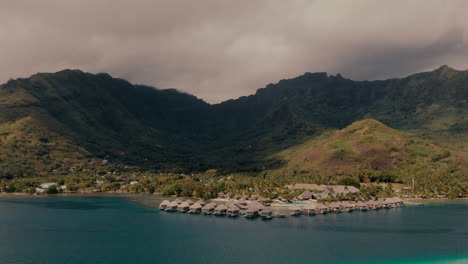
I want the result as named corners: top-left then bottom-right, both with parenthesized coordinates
top-left (0, 65), bottom-right (467, 199)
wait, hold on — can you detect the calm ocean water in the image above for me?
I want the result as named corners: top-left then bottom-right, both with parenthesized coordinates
top-left (0, 196), bottom-right (466, 264)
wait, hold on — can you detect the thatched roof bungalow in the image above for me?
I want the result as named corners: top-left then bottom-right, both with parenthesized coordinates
top-left (245, 205), bottom-right (259, 218)
top-left (195, 199), bottom-right (206, 206)
top-left (289, 206), bottom-right (302, 216)
top-left (214, 204), bottom-right (228, 215)
top-left (303, 205), bottom-right (316, 215)
top-left (159, 200), bottom-right (170, 210)
top-left (299, 190), bottom-right (313, 200)
top-left (316, 204), bottom-right (328, 214)
top-left (340, 202), bottom-right (355, 212)
top-left (189, 203), bottom-right (203, 214)
top-left (202, 203), bottom-right (215, 214)
top-left (226, 204), bottom-right (240, 216)
top-left (328, 202), bottom-right (342, 213)
top-left (260, 207), bottom-right (273, 219)
top-left (165, 201), bottom-right (179, 211)
top-left (355, 201), bottom-right (368, 211)
top-left (177, 202), bottom-right (190, 213)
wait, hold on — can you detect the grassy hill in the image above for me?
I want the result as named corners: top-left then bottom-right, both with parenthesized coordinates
top-left (276, 119), bottom-right (467, 176)
top-left (0, 66), bottom-right (467, 178)
top-left (266, 119), bottom-right (468, 197)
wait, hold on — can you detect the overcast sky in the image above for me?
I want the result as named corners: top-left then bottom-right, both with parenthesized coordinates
top-left (1, 0), bottom-right (468, 103)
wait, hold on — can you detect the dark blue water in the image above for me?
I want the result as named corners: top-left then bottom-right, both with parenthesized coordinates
top-left (0, 196), bottom-right (466, 264)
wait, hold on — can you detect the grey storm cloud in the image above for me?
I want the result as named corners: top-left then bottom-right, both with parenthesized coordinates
top-left (1, 0), bottom-right (468, 103)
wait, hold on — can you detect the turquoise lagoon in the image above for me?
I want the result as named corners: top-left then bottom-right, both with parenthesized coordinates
top-left (0, 195), bottom-right (466, 264)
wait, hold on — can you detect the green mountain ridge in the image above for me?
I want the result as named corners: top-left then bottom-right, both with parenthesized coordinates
top-left (0, 66), bottom-right (467, 178)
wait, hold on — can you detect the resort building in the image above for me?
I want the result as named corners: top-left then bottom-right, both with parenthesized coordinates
top-left (302, 205), bottom-right (316, 215)
top-left (214, 204), bottom-right (228, 215)
top-left (195, 199), bottom-right (206, 206)
top-left (159, 200), bottom-right (170, 210)
top-left (289, 206), bottom-right (302, 216)
top-left (177, 202), bottom-right (190, 213)
top-left (260, 208), bottom-right (273, 219)
top-left (202, 203), bottom-right (215, 214)
top-left (245, 205), bottom-right (259, 218)
top-left (316, 204), bottom-right (328, 214)
top-left (355, 201), bottom-right (368, 211)
top-left (226, 204), bottom-right (240, 217)
top-left (299, 190), bottom-right (313, 200)
top-left (189, 203), bottom-right (203, 214)
top-left (340, 202), bottom-right (355, 212)
top-left (328, 202), bottom-right (342, 213)
top-left (165, 201), bottom-right (179, 211)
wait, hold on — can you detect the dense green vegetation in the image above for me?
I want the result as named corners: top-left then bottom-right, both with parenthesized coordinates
top-left (0, 66), bottom-right (467, 197)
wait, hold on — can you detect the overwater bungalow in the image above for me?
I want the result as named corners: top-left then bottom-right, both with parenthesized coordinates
top-left (174, 198), bottom-right (184, 204)
top-left (159, 200), bottom-right (170, 210)
top-left (328, 202), bottom-right (342, 213)
top-left (260, 208), bottom-right (273, 219)
top-left (185, 199), bottom-right (194, 205)
top-left (366, 200), bottom-right (378, 210)
top-left (251, 202), bottom-right (265, 212)
top-left (177, 202), bottom-right (190, 213)
top-left (316, 204), bottom-right (328, 214)
top-left (394, 197), bottom-right (404, 207)
top-left (356, 201), bottom-right (368, 211)
top-left (377, 198), bottom-right (390, 209)
top-left (341, 202), bottom-right (355, 212)
top-left (202, 203), bottom-right (215, 214)
top-left (214, 204), bottom-right (228, 215)
top-left (165, 201), bottom-right (179, 211)
top-left (302, 205), bottom-right (316, 215)
top-left (189, 203), bottom-right (203, 214)
top-left (290, 206), bottom-right (302, 216)
top-left (226, 204), bottom-right (240, 217)
top-left (245, 205), bottom-right (259, 218)
top-left (195, 199), bottom-right (206, 206)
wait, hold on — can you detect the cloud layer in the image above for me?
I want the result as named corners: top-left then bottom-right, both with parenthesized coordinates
top-left (1, 0), bottom-right (468, 103)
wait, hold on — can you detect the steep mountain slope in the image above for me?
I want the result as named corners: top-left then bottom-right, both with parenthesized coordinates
top-left (0, 70), bottom-right (212, 176)
top-left (0, 66), bottom-right (467, 177)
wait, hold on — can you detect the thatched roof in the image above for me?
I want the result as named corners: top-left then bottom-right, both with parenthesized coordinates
top-left (185, 199), bottom-right (194, 205)
top-left (195, 199), bottom-right (205, 206)
top-left (202, 203), bottom-right (214, 210)
top-left (316, 204), bottom-right (327, 209)
top-left (160, 200), bottom-right (170, 206)
top-left (178, 202), bottom-right (190, 208)
top-left (300, 190), bottom-right (313, 198)
top-left (167, 201), bottom-right (179, 207)
top-left (190, 203), bottom-right (203, 209)
top-left (246, 206), bottom-right (258, 213)
top-left (174, 198), bottom-right (183, 204)
top-left (227, 204), bottom-right (240, 212)
top-left (215, 204), bottom-right (227, 210)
